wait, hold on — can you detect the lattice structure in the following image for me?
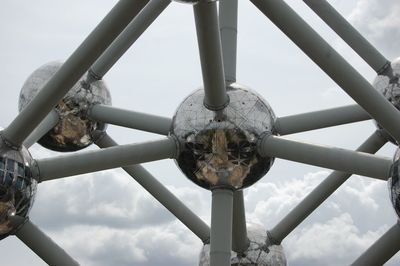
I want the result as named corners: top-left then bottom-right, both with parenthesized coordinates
top-left (0, 0), bottom-right (400, 265)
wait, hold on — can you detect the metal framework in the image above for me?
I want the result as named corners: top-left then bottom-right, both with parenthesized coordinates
top-left (1, 0), bottom-right (399, 265)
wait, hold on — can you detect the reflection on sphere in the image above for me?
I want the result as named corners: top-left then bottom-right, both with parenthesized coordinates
top-left (389, 148), bottom-right (400, 218)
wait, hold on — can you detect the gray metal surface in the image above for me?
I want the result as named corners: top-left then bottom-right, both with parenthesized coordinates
top-left (232, 191), bottom-right (249, 253)
top-left (351, 222), bottom-right (400, 266)
top-left (210, 188), bottom-right (233, 266)
top-left (89, 0), bottom-right (170, 80)
top-left (275, 104), bottom-right (370, 135)
top-left (259, 134), bottom-right (391, 179)
top-left (15, 219), bottom-right (79, 266)
top-left (303, 0), bottom-right (389, 73)
top-left (2, 0), bottom-right (148, 147)
top-left (89, 104), bottom-right (171, 135)
top-left (219, 0), bottom-right (238, 83)
top-left (23, 110), bottom-right (59, 149)
top-left (36, 137), bottom-right (177, 182)
top-left (268, 131), bottom-right (387, 244)
top-left (250, 0), bottom-right (400, 143)
top-left (193, 1), bottom-right (228, 110)
top-left (95, 134), bottom-right (210, 243)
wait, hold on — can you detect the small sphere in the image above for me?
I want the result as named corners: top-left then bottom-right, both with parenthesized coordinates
top-left (171, 84), bottom-right (275, 190)
top-left (19, 62), bottom-right (111, 152)
top-left (0, 133), bottom-right (37, 236)
top-left (372, 57), bottom-right (400, 144)
top-left (198, 224), bottom-right (287, 265)
top-left (389, 148), bottom-right (400, 218)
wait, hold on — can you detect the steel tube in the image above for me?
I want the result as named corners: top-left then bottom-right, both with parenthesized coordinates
top-left (303, 0), bottom-right (389, 74)
top-left (352, 222), bottom-right (400, 266)
top-left (268, 131), bottom-right (387, 244)
top-left (2, 0), bottom-right (148, 147)
top-left (89, 0), bottom-right (170, 80)
top-left (88, 104), bottom-right (171, 135)
top-left (95, 134), bottom-right (210, 243)
top-left (259, 134), bottom-right (391, 179)
top-left (194, 1), bottom-right (229, 111)
top-left (15, 219), bottom-right (79, 266)
top-left (250, 0), bottom-right (400, 143)
top-left (36, 137), bottom-right (176, 182)
top-left (232, 190), bottom-right (249, 253)
top-left (210, 188), bottom-right (233, 266)
top-left (23, 110), bottom-right (59, 148)
top-left (219, 0), bottom-right (238, 83)
top-left (276, 104), bottom-right (370, 135)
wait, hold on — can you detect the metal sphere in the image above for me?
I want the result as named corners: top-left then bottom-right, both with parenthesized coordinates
top-left (171, 83), bottom-right (275, 190)
top-left (372, 57), bottom-right (400, 144)
top-left (0, 134), bottom-right (37, 236)
top-left (389, 148), bottom-right (400, 218)
top-left (198, 224), bottom-right (287, 265)
top-left (18, 61), bottom-right (111, 152)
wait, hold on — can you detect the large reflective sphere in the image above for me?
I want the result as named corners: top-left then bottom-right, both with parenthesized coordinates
top-left (373, 57), bottom-right (400, 144)
top-left (389, 148), bottom-right (400, 218)
top-left (19, 62), bottom-right (111, 152)
top-left (172, 84), bottom-right (275, 190)
top-left (198, 224), bottom-right (287, 265)
top-left (0, 134), bottom-right (37, 236)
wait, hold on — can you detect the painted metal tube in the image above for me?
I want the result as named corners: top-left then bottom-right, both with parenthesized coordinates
top-left (268, 131), bottom-right (387, 244)
top-left (2, 0), bottom-right (148, 147)
top-left (23, 110), bottom-right (59, 149)
top-left (193, 1), bottom-right (229, 111)
top-left (88, 104), bottom-right (172, 135)
top-left (210, 188), bottom-right (233, 266)
top-left (36, 137), bottom-right (177, 182)
top-left (275, 104), bottom-right (370, 135)
top-left (96, 133), bottom-right (210, 243)
top-left (259, 134), bottom-right (391, 179)
top-left (16, 219), bottom-right (79, 266)
top-left (250, 0), bottom-right (400, 143)
top-left (219, 0), bottom-right (238, 83)
top-left (303, 0), bottom-right (390, 74)
top-left (89, 0), bottom-right (170, 80)
top-left (232, 190), bottom-right (250, 253)
top-left (351, 222), bottom-right (400, 266)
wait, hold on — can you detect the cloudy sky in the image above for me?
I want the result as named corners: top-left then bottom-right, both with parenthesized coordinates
top-left (0, 0), bottom-right (400, 265)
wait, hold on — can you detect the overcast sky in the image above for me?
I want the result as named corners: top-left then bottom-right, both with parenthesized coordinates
top-left (0, 0), bottom-right (400, 265)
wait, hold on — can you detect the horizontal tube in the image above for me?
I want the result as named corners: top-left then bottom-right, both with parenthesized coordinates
top-left (88, 104), bottom-right (171, 135)
top-left (275, 104), bottom-right (371, 135)
top-left (95, 134), bottom-right (210, 243)
top-left (259, 134), bottom-right (392, 179)
top-left (36, 137), bottom-right (177, 182)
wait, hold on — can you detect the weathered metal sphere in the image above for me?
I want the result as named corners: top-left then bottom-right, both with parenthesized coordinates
top-left (0, 133), bottom-right (37, 236)
top-left (198, 224), bottom-right (287, 265)
top-left (389, 148), bottom-right (400, 218)
top-left (171, 83), bottom-right (275, 190)
top-left (372, 57), bottom-right (400, 144)
top-left (18, 62), bottom-right (111, 152)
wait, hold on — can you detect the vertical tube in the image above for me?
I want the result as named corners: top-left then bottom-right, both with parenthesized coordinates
top-left (2, 0), bottom-right (148, 147)
top-left (219, 0), bottom-right (238, 83)
top-left (351, 222), bottom-right (400, 266)
top-left (210, 188), bottom-right (233, 266)
top-left (193, 1), bottom-right (229, 111)
top-left (232, 190), bottom-right (249, 253)
top-left (303, 0), bottom-right (390, 74)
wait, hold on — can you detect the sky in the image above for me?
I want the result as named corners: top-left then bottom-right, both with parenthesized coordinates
top-left (0, 0), bottom-right (400, 265)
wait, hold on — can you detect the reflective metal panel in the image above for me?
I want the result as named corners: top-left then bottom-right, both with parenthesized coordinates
top-left (172, 84), bottom-right (275, 190)
top-left (0, 134), bottom-right (37, 236)
top-left (389, 148), bottom-right (400, 218)
top-left (373, 57), bottom-right (400, 144)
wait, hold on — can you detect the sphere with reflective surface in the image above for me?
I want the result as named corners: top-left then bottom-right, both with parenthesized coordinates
top-left (389, 148), bottom-right (400, 218)
top-left (0, 134), bottom-right (37, 236)
top-left (19, 61), bottom-right (111, 152)
top-left (373, 57), bottom-right (400, 144)
top-left (198, 223), bottom-right (287, 265)
top-left (171, 84), bottom-right (275, 190)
